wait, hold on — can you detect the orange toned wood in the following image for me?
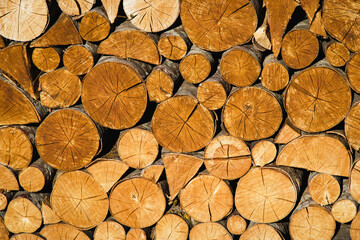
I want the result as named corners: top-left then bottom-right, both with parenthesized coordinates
top-left (101, 0), bottom-right (121, 23)
top-left (63, 44), bottom-right (95, 75)
top-left (82, 57), bottom-right (149, 130)
top-left (18, 159), bottom-right (54, 192)
top-left (30, 14), bottom-right (82, 47)
top-left (181, 0), bottom-right (258, 52)
top-left (98, 21), bottom-right (161, 65)
top-left (0, 164), bottom-right (19, 191)
top-left (251, 140), bottom-right (277, 167)
top-left (309, 10), bottom-right (328, 37)
top-left (223, 86), bottom-right (282, 141)
top-left (0, 216), bottom-right (8, 240)
top-left (350, 158), bottom-right (360, 202)
top-left (226, 211), bottom-right (247, 235)
top-left (281, 21), bottom-right (319, 69)
top-left (57, 0), bottom-right (94, 16)
top-left (79, 7), bottom-right (111, 41)
top-left (0, 0), bottom-right (48, 41)
top-left (276, 134), bottom-right (351, 177)
top-left (123, 0), bottom-right (180, 32)
top-left (38, 69), bottom-right (82, 108)
top-left (235, 166), bottom-right (300, 223)
top-left (301, 0), bottom-right (319, 23)
top-left (0, 36), bottom-right (4, 48)
top-left (179, 46), bottom-right (214, 84)
top-left (0, 43), bottom-right (35, 98)
top-left (32, 47), bottom-right (60, 72)
top-left (40, 223), bottom-right (90, 240)
top-left (0, 191), bottom-right (14, 210)
top-left (331, 179), bottom-right (358, 223)
top-left (204, 134), bottom-right (251, 180)
top-left (109, 177), bottom-right (166, 228)
top-left (146, 60), bottom-right (180, 103)
top-left (308, 172), bottom-right (341, 205)
top-left (94, 219), bottom-right (126, 240)
top-left (180, 173), bottom-right (233, 222)
top-left (152, 82), bottom-right (216, 152)
top-left (158, 26), bottom-right (190, 60)
top-left (323, 40), bottom-right (350, 67)
top-left (189, 222), bottom-right (232, 240)
top-left (323, 0), bottom-right (360, 52)
top-left (261, 54), bottom-right (289, 91)
top-left (10, 234), bottom-right (43, 240)
top-left (51, 171), bottom-right (108, 229)
top-left (346, 54), bottom-right (360, 94)
top-left (41, 197), bottom-right (61, 225)
top-left (86, 158), bottom-right (129, 192)
top-left (154, 214), bottom-right (188, 240)
top-left (274, 118), bottom-right (301, 144)
top-left (140, 160), bottom-right (164, 183)
top-left (240, 223), bottom-right (285, 240)
top-left (285, 63), bottom-right (351, 132)
top-left (220, 45), bottom-right (262, 87)
top-left (163, 153), bottom-right (203, 200)
top-left (0, 126), bottom-right (34, 170)
top-left (36, 108), bottom-right (101, 171)
top-left (253, 11), bottom-right (271, 51)
top-left (197, 72), bottom-right (230, 111)
top-left (264, 0), bottom-right (299, 57)
top-left (351, 211), bottom-right (360, 239)
top-left (126, 228), bottom-right (146, 240)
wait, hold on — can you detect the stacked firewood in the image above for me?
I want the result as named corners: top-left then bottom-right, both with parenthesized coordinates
top-left (1, 0), bottom-right (360, 239)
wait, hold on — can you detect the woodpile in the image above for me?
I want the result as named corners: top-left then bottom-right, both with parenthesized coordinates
top-left (2, 0), bottom-right (360, 239)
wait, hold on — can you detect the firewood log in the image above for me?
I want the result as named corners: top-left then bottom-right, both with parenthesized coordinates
top-left (350, 158), bottom-right (360, 202)
top-left (123, 0), bottom-right (180, 32)
top-left (260, 54), bottom-right (289, 91)
top-left (309, 10), bottom-right (328, 37)
top-left (323, 40), bottom-right (350, 67)
top-left (301, 0), bottom-right (320, 23)
top-left (30, 13), bottom-right (82, 47)
top-left (274, 118), bottom-right (301, 144)
top-left (189, 222), bottom-right (232, 240)
top-left (222, 86), bottom-right (282, 141)
top-left (0, 191), bottom-right (14, 211)
top-left (276, 134), bottom-right (351, 177)
top-left (153, 214), bottom-right (188, 240)
top-left (50, 171), bottom-right (108, 229)
top-left (82, 56), bottom-right (150, 130)
top-left (251, 139), bottom-right (277, 167)
top-left (285, 61), bottom-right (351, 132)
top-left (0, 216), bottom-right (8, 240)
top-left (0, 164), bottom-right (19, 191)
top-left (253, 11), bottom-right (271, 51)
top-left (63, 43), bottom-right (96, 76)
top-left (235, 166), bottom-right (302, 223)
top-left (79, 7), bottom-right (111, 42)
top-left (239, 223), bottom-right (287, 240)
top-left (57, 0), bottom-right (94, 16)
top-left (93, 218), bottom-right (126, 240)
top-left (180, 0), bottom-right (258, 52)
top-left (158, 26), bottom-right (190, 60)
top-left (281, 20), bottom-right (319, 70)
top-left (152, 81), bottom-right (216, 152)
top-left (98, 21), bottom-right (161, 65)
top-left (0, 0), bottom-right (48, 41)
top-left (35, 107), bottom-right (102, 171)
top-left (204, 133), bottom-right (251, 180)
top-left (32, 47), bottom-right (61, 72)
top-left (41, 196), bottom-right (60, 225)
top-left (351, 211), bottom-right (360, 239)
top-left (146, 60), bottom-right (181, 103)
top-left (140, 159), bottom-right (164, 183)
top-left (38, 69), bottom-right (82, 108)
top-left (220, 45), bottom-right (262, 87)
top-left (180, 172), bottom-right (233, 222)
top-left (10, 234), bottom-right (44, 240)
top-left (289, 188), bottom-right (336, 240)
top-left (40, 223), bottom-right (90, 240)
top-left (179, 45), bottom-right (214, 84)
top-left (308, 172), bottom-right (341, 205)
top-left (331, 179), bottom-right (358, 223)
top-left (126, 228), bottom-right (147, 240)
top-left (346, 53), bottom-right (360, 94)
top-left (226, 210), bottom-right (247, 235)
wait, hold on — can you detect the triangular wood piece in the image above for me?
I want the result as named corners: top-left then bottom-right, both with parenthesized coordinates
top-left (0, 164), bottom-right (19, 191)
top-left (274, 118), bottom-right (301, 144)
top-left (163, 153), bottom-right (203, 200)
top-left (101, 0), bottom-right (121, 23)
top-left (264, 0), bottom-right (300, 58)
top-left (141, 160), bottom-right (164, 183)
top-left (31, 14), bottom-right (82, 47)
top-left (310, 10), bottom-right (328, 38)
top-left (42, 197), bottom-right (61, 225)
top-left (0, 44), bottom-right (35, 99)
top-left (0, 76), bottom-right (43, 125)
top-left (301, 0), bottom-right (320, 23)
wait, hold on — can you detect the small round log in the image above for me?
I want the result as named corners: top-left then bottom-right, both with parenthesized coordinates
top-left (79, 7), bottom-right (111, 42)
top-left (189, 222), bottom-right (232, 240)
top-left (63, 44), bottom-right (95, 75)
top-left (0, 191), bottom-right (14, 210)
top-left (239, 223), bottom-right (285, 240)
top-left (0, 216), bottom-right (8, 240)
top-left (93, 219), bottom-right (126, 240)
top-left (154, 214), bottom-right (189, 240)
top-left (331, 179), bottom-right (358, 223)
top-left (32, 47), bottom-right (61, 72)
top-left (57, 0), bottom-right (94, 16)
top-left (251, 140), bottom-right (277, 167)
top-left (158, 26), bottom-right (190, 60)
top-left (323, 40), bottom-right (350, 67)
top-left (308, 172), bottom-right (341, 205)
top-left (126, 228), bottom-right (146, 240)
top-left (260, 54), bottom-right (289, 91)
top-left (0, 164), bottom-right (19, 191)
top-left (40, 223), bottom-right (90, 240)
top-left (226, 211), bottom-right (247, 235)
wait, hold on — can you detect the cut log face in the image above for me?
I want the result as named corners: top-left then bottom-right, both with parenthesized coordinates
top-left (141, 163), bottom-right (164, 183)
top-left (235, 167), bottom-right (298, 223)
top-left (155, 214), bottom-right (188, 240)
top-left (126, 229), bottom-right (146, 240)
top-left (189, 222), bottom-right (232, 240)
top-left (309, 10), bottom-right (328, 37)
top-left (285, 66), bottom-right (351, 132)
top-left (10, 234), bottom-right (43, 240)
top-left (261, 54), bottom-right (289, 91)
top-left (40, 223), bottom-right (90, 240)
top-left (350, 159), bottom-right (360, 203)
top-left (0, 0), bottom-right (48, 41)
top-left (117, 128), bottom-right (158, 169)
top-left (332, 199), bottom-right (357, 223)
top-left (346, 53), bottom-right (360, 94)
top-left (79, 8), bottom-right (111, 41)
top-left (0, 217), bottom-right (8, 240)
top-left (51, 171), bottom-right (108, 229)
top-left (324, 41), bottom-right (350, 67)
top-left (181, 0), bottom-right (257, 52)
top-left (123, 0), bottom-right (180, 32)
top-left (36, 108), bottom-right (100, 171)
top-left (101, 0), bottom-right (121, 23)
top-left (351, 212), bottom-right (360, 239)
top-left (39, 69), bottom-right (82, 109)
top-left (82, 60), bottom-right (148, 130)
top-left (32, 48), bottom-right (60, 72)
top-left (41, 197), bottom-right (61, 225)
top-left (239, 223), bottom-right (284, 240)
top-left (204, 135), bottom-right (252, 180)
top-left (323, 0), bottom-right (360, 52)
top-left (58, 0), bottom-right (94, 16)
top-left (301, 0), bottom-right (319, 23)
top-left (220, 46), bottom-right (261, 87)
top-left (63, 45), bottom-right (94, 75)
top-left (308, 173), bottom-right (341, 205)
top-left (276, 135), bottom-right (351, 177)
top-left (0, 127), bottom-right (33, 170)
top-left (180, 174), bottom-right (233, 222)
top-left (109, 178), bottom-right (166, 228)
top-left (94, 220), bottom-right (126, 240)
top-left (223, 87), bottom-right (283, 141)
top-left (251, 140), bottom-right (277, 167)
top-left (158, 27), bottom-right (188, 60)
top-left (226, 214), bottom-right (247, 235)
top-left (0, 164), bottom-right (19, 191)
